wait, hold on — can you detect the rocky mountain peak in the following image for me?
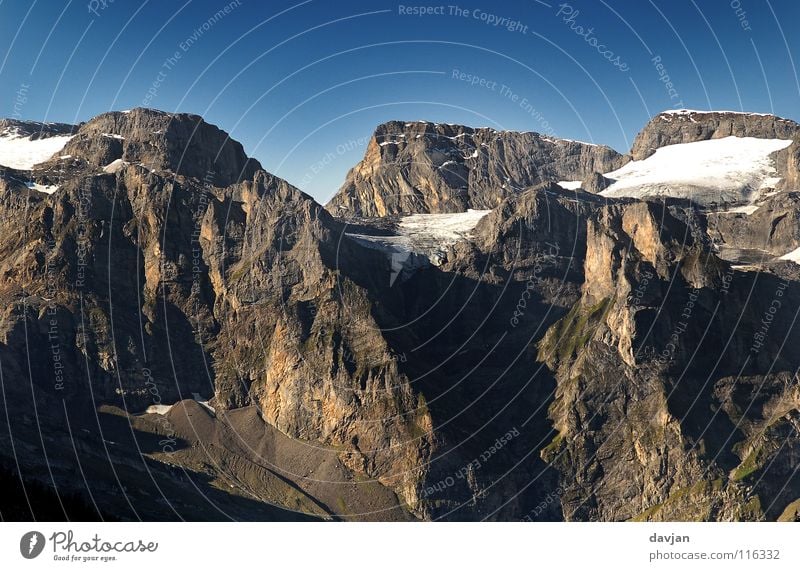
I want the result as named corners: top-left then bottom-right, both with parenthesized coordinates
top-left (326, 120), bottom-right (627, 217)
top-left (58, 107), bottom-right (261, 186)
top-left (4, 107), bottom-right (800, 523)
top-left (631, 109), bottom-right (800, 160)
top-left (0, 118), bottom-right (77, 140)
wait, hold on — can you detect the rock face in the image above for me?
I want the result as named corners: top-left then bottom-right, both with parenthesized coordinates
top-left (59, 108), bottom-right (261, 186)
top-left (0, 116), bottom-right (432, 518)
top-left (0, 118), bottom-right (77, 139)
top-left (537, 199), bottom-right (800, 521)
top-left (707, 192), bottom-right (800, 257)
top-left (327, 121), bottom-right (627, 216)
top-left (631, 110), bottom-right (800, 160)
top-left (3, 108), bottom-right (800, 522)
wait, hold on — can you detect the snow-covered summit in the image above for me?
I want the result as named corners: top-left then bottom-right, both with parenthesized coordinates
top-left (0, 120), bottom-right (75, 170)
top-left (660, 109), bottom-right (780, 117)
top-left (600, 136), bottom-right (793, 206)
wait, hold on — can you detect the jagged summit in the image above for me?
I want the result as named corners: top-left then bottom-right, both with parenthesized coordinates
top-left (0, 107), bottom-right (266, 192)
top-left (632, 109), bottom-right (799, 160)
top-left (55, 107), bottom-right (262, 186)
top-left (0, 118), bottom-right (77, 139)
top-left (3, 107), bottom-right (800, 522)
top-left (326, 120), bottom-right (626, 217)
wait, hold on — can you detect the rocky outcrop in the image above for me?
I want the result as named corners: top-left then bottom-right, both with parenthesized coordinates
top-left (0, 118), bottom-right (77, 139)
top-left (707, 192), bottom-right (800, 257)
top-left (785, 138), bottom-right (800, 189)
top-left (327, 121), bottom-right (627, 216)
top-left (536, 197), bottom-right (800, 521)
top-left (0, 136), bottom-right (432, 516)
top-left (631, 110), bottom-right (799, 160)
top-left (3, 108), bottom-right (800, 523)
top-left (58, 108), bottom-right (261, 186)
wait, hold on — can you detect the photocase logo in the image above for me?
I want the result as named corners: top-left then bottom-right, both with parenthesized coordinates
top-left (20, 531), bottom-right (45, 559)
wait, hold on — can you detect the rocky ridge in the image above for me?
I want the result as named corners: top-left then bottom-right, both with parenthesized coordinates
top-left (327, 120), bottom-right (626, 216)
top-left (1, 107), bottom-right (800, 522)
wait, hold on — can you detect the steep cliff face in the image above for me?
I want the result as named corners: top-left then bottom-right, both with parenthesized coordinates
top-left (200, 173), bottom-right (434, 510)
top-left (707, 192), bottom-right (800, 258)
top-left (0, 114), bottom-right (434, 518)
top-left (4, 108), bottom-right (800, 522)
top-left (631, 110), bottom-right (800, 160)
top-left (327, 121), bottom-right (627, 216)
top-left (536, 198), bottom-right (800, 521)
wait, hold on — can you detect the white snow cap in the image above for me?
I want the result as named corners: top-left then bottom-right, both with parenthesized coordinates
top-left (557, 180), bottom-right (583, 191)
top-left (600, 136), bottom-right (793, 206)
top-left (0, 131), bottom-right (74, 170)
top-left (659, 109), bottom-right (779, 117)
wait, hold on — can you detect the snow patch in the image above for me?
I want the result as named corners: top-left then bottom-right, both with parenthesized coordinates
top-left (779, 246), bottom-right (800, 263)
top-left (102, 133), bottom-right (125, 140)
top-left (0, 133), bottom-right (73, 170)
top-left (557, 180), bottom-right (583, 190)
top-left (346, 209), bottom-right (491, 272)
top-left (145, 404), bottom-right (173, 415)
top-left (600, 136), bottom-right (793, 206)
top-left (660, 109), bottom-right (782, 118)
top-left (719, 204), bottom-right (761, 215)
top-left (102, 158), bottom-right (127, 173)
top-left (397, 209), bottom-right (491, 246)
top-left (26, 181), bottom-right (59, 194)
top-left (144, 393), bottom-right (215, 416)
top-left (192, 392), bottom-right (216, 414)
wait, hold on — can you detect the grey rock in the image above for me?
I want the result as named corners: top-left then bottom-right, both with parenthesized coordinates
top-left (327, 121), bottom-right (627, 216)
top-left (59, 108), bottom-right (261, 187)
top-left (0, 118), bottom-right (77, 140)
top-left (631, 110), bottom-right (799, 160)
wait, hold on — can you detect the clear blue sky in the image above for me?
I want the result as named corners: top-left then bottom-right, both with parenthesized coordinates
top-left (1, 0), bottom-right (798, 203)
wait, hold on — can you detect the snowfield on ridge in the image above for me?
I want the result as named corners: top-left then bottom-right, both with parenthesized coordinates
top-left (0, 129), bottom-right (74, 170)
top-left (600, 136), bottom-right (793, 206)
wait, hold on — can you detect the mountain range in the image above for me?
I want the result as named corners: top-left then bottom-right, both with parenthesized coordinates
top-left (1, 107), bottom-right (799, 522)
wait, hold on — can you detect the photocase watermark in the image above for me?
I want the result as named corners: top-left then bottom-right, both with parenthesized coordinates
top-left (74, 181), bottom-right (93, 291)
top-left (190, 169), bottom-right (216, 327)
top-left (629, 269), bottom-right (654, 309)
top-left (555, 3), bottom-right (630, 72)
top-left (750, 279), bottom-right (789, 354)
top-left (20, 531), bottom-right (46, 559)
top-left (721, 267), bottom-right (734, 295)
top-left (142, 0), bottom-right (242, 107)
top-left (48, 530), bottom-right (158, 562)
top-left (421, 427), bottom-right (519, 498)
top-left (299, 135), bottom-right (371, 188)
top-left (510, 242), bottom-right (560, 327)
top-left (729, 0), bottom-right (752, 32)
top-left (11, 83), bottom-right (30, 120)
top-left (445, 5), bottom-right (529, 34)
top-left (398, 5), bottom-right (528, 33)
top-left (21, 529), bottom-right (159, 562)
top-left (651, 55), bottom-right (685, 109)
top-left (521, 486), bottom-right (564, 521)
top-left (451, 69), bottom-right (557, 137)
top-left (400, 4), bottom-right (627, 70)
top-left (87, 0), bottom-right (115, 18)
top-left (142, 367), bottom-right (178, 454)
top-left (653, 287), bottom-right (700, 366)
